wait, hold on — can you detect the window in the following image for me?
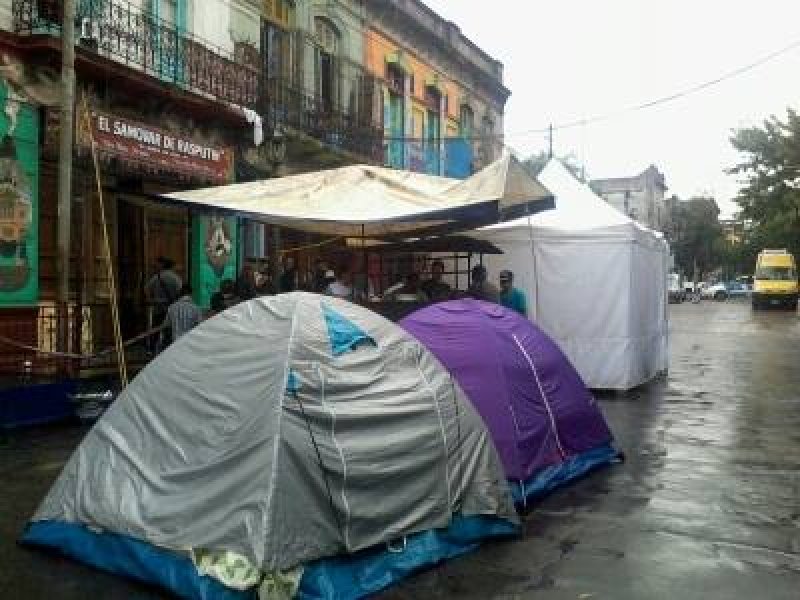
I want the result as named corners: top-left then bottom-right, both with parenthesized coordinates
top-left (424, 85), bottom-right (440, 111)
top-left (460, 104), bottom-right (474, 138)
top-left (264, 0), bottom-right (294, 27)
top-left (160, 0), bottom-right (176, 25)
top-left (755, 266), bottom-right (796, 281)
top-left (314, 17), bottom-right (340, 113)
top-left (386, 64), bottom-right (405, 95)
top-left (148, 0), bottom-right (188, 81)
top-left (263, 22), bottom-right (291, 80)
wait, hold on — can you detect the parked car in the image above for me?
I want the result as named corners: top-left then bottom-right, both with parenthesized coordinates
top-left (702, 282), bottom-right (729, 301)
top-left (701, 281), bottom-right (750, 301)
top-left (724, 281), bottom-right (751, 298)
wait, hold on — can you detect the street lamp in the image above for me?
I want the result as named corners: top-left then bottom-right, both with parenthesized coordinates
top-left (263, 126), bottom-right (286, 167)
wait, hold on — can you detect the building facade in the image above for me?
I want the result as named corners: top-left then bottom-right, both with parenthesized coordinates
top-left (364, 0), bottom-right (509, 177)
top-left (590, 165), bottom-right (668, 232)
top-left (0, 0), bottom-right (508, 379)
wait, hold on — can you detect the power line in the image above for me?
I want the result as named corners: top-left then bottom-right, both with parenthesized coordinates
top-left (323, 35), bottom-right (800, 145)
top-left (506, 36), bottom-right (800, 139)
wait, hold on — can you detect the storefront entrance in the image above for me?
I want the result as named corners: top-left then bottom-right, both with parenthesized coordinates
top-left (116, 196), bottom-right (189, 340)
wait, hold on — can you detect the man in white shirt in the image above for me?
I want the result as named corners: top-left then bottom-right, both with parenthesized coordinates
top-left (325, 267), bottom-right (361, 301)
top-left (165, 284), bottom-right (203, 343)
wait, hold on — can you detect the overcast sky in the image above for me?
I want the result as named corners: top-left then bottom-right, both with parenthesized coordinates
top-left (424, 0), bottom-right (800, 217)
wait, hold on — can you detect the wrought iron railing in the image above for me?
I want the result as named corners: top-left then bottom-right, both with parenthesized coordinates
top-left (13, 0), bottom-right (259, 109)
top-left (13, 1), bottom-right (386, 162)
top-left (261, 76), bottom-right (384, 163)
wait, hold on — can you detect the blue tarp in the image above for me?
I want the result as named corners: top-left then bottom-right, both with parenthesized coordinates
top-left (299, 515), bottom-right (518, 599)
top-left (21, 520), bottom-right (248, 600)
top-left (512, 443), bottom-right (619, 506)
top-left (22, 515), bottom-right (518, 600)
top-left (322, 304), bottom-right (375, 356)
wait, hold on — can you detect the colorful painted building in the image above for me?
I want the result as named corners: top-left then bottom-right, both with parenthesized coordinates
top-left (364, 0), bottom-right (510, 177)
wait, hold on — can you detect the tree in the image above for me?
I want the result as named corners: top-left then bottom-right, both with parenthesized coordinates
top-left (522, 151), bottom-right (586, 182)
top-left (729, 108), bottom-right (800, 260)
top-left (668, 197), bottom-right (723, 280)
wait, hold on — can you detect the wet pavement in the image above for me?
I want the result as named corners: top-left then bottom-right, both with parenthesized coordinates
top-left (2, 300), bottom-right (799, 599)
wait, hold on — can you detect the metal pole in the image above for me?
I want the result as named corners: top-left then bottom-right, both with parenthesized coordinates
top-left (57, 0), bottom-right (77, 352)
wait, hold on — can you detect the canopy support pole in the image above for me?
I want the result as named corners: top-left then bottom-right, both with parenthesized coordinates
top-left (80, 98), bottom-right (128, 388)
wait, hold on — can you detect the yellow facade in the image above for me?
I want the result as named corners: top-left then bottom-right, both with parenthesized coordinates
top-left (365, 28), bottom-right (465, 123)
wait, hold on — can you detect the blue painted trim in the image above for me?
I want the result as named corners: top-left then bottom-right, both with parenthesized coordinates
top-left (298, 515), bottom-right (519, 600)
top-left (512, 444), bottom-right (618, 506)
top-left (21, 515), bottom-right (518, 600)
top-left (21, 521), bottom-right (251, 600)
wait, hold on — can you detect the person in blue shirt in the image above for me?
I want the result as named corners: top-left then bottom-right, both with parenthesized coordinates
top-left (498, 269), bottom-right (528, 317)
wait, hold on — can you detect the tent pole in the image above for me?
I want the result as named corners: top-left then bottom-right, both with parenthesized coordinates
top-left (360, 224), bottom-right (367, 301)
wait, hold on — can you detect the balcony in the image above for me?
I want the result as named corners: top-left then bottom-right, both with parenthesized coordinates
top-left (262, 75), bottom-right (384, 164)
top-left (13, 0), bottom-right (259, 109)
top-left (12, 1), bottom-right (385, 163)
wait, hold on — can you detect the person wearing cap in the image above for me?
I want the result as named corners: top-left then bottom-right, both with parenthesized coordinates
top-left (466, 264), bottom-right (500, 303)
top-left (498, 270), bottom-right (528, 317)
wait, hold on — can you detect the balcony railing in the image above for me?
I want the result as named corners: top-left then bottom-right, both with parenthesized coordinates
top-left (13, 1), bottom-right (386, 162)
top-left (13, 0), bottom-right (259, 109)
top-left (262, 76), bottom-right (384, 163)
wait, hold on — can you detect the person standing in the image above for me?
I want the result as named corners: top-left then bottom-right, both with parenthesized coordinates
top-left (235, 264), bottom-right (258, 300)
top-left (144, 257), bottom-right (182, 352)
top-left (325, 266), bottom-right (361, 301)
top-left (164, 284), bottom-right (203, 342)
top-left (421, 259), bottom-right (452, 302)
top-left (279, 256), bottom-right (298, 293)
top-left (498, 270), bottom-right (528, 317)
top-left (466, 264), bottom-right (500, 303)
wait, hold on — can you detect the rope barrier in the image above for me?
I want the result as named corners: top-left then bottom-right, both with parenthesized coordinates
top-left (0, 325), bottom-right (165, 360)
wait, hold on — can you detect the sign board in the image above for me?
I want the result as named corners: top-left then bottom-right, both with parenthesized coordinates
top-left (79, 110), bottom-right (233, 183)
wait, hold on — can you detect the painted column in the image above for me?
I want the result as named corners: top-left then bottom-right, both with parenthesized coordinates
top-left (402, 71), bottom-right (412, 169)
top-left (0, 80), bottom-right (39, 306)
top-left (190, 214), bottom-right (240, 309)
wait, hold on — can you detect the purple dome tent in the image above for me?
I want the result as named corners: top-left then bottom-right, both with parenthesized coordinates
top-left (400, 299), bottom-right (617, 505)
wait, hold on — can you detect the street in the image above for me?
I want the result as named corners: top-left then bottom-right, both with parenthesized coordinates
top-left (2, 299), bottom-right (799, 599)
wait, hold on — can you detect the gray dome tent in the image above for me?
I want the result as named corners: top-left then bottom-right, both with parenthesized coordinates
top-left (23, 293), bottom-right (517, 599)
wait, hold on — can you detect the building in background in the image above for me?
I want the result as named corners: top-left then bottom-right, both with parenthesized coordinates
top-left (364, 0), bottom-right (510, 177)
top-left (591, 165), bottom-right (668, 231)
top-left (719, 218), bottom-right (746, 245)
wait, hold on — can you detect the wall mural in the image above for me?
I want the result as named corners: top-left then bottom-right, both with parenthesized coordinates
top-left (191, 215), bottom-right (239, 309)
top-left (0, 79), bottom-right (39, 305)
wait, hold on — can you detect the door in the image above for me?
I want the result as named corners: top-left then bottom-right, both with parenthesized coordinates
top-left (116, 199), bottom-right (146, 340)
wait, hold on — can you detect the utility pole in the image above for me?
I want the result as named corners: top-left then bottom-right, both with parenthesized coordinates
top-left (57, 0), bottom-right (77, 352)
top-left (548, 124), bottom-right (553, 159)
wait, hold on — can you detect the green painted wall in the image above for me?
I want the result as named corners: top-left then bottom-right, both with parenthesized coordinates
top-left (0, 80), bottom-right (39, 306)
top-left (191, 215), bottom-right (240, 309)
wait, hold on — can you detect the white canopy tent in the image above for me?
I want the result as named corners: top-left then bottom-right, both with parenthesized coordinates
top-left (473, 159), bottom-right (669, 391)
top-left (161, 152), bottom-right (553, 238)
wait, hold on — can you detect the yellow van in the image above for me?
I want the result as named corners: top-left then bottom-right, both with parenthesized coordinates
top-left (752, 249), bottom-right (798, 310)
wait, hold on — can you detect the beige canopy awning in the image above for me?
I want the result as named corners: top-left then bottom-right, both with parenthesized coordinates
top-left (160, 152), bottom-right (554, 238)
